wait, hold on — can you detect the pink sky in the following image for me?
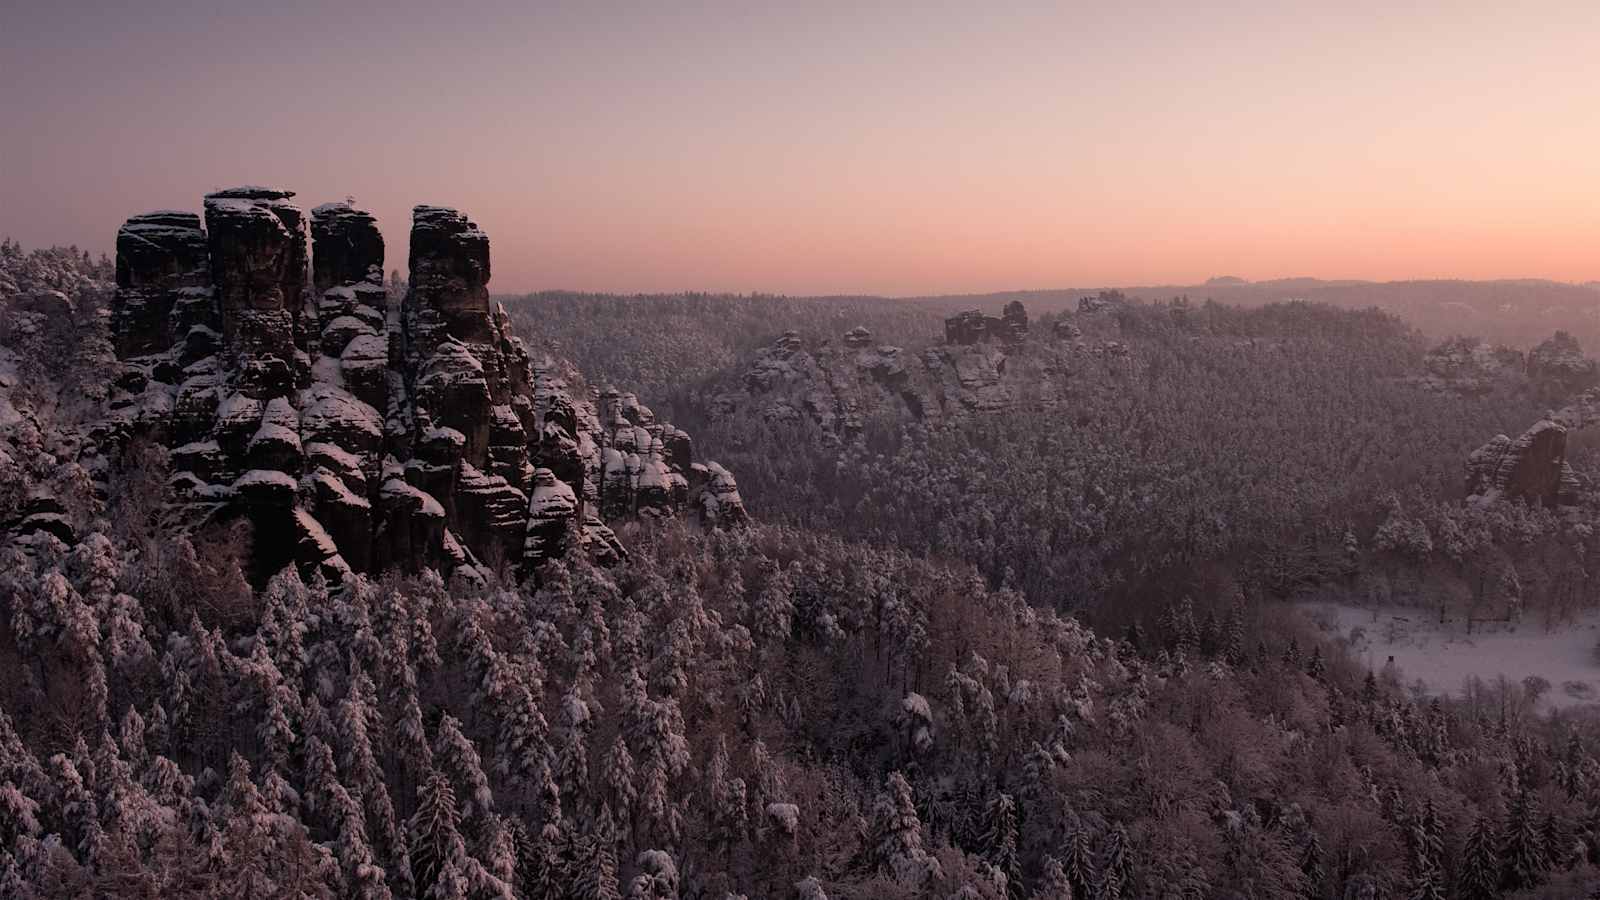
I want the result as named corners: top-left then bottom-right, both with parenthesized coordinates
top-left (3, 2), bottom-right (1598, 295)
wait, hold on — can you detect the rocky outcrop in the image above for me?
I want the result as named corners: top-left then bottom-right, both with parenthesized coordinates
top-left (1466, 419), bottom-right (1574, 506)
top-left (944, 310), bottom-right (988, 345)
top-left (711, 319), bottom-right (1097, 439)
top-left (107, 188), bottom-right (744, 581)
top-left (1077, 291), bottom-right (1126, 314)
top-left (1526, 331), bottom-right (1598, 393)
top-left (113, 212), bottom-right (211, 358)
top-left (203, 187), bottom-right (314, 399)
top-left (1001, 300), bottom-right (1028, 337)
top-left (944, 303), bottom-right (1027, 346)
top-left (1464, 379), bottom-right (1600, 506)
top-left (1419, 331), bottom-right (1597, 396)
top-left (311, 203), bottom-right (384, 293)
top-left (843, 326), bottom-right (874, 348)
top-left (1417, 337), bottom-right (1525, 395)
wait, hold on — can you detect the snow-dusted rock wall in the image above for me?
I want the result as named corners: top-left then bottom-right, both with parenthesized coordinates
top-left (107, 188), bottom-right (745, 581)
top-left (1467, 418), bottom-right (1577, 507)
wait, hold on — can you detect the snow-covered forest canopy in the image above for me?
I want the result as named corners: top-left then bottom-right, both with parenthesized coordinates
top-left (4, 236), bottom-right (1600, 900)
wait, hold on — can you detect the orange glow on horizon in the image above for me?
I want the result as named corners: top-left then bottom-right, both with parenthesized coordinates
top-left (4, 2), bottom-right (1599, 295)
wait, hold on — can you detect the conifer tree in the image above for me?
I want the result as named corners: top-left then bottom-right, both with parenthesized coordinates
top-left (1222, 602), bottom-right (1246, 666)
top-left (1306, 647), bottom-right (1326, 681)
top-left (571, 832), bottom-right (623, 900)
top-left (1298, 828), bottom-right (1324, 898)
top-left (868, 771), bottom-right (942, 886)
top-left (1501, 789), bottom-right (1547, 891)
top-left (1541, 809), bottom-right (1575, 871)
top-left (1033, 855), bottom-right (1074, 899)
top-left (434, 714), bottom-right (494, 824)
top-left (1456, 815), bottom-right (1499, 900)
top-left (980, 792), bottom-right (1024, 899)
top-left (1096, 822), bottom-right (1131, 900)
top-left (706, 736), bottom-right (749, 858)
top-left (556, 687), bottom-right (593, 809)
top-left (1062, 817), bottom-right (1096, 900)
top-left (409, 769), bottom-right (468, 899)
top-left (1282, 637), bottom-right (1301, 667)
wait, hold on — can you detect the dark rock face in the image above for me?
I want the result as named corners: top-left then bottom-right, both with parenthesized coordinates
top-left (108, 189), bottom-right (744, 582)
top-left (945, 303), bottom-right (1028, 345)
top-left (203, 188), bottom-right (311, 399)
top-left (1466, 419), bottom-right (1572, 506)
top-left (113, 212), bottom-right (211, 358)
top-left (944, 310), bottom-right (987, 345)
top-left (1001, 300), bottom-right (1028, 337)
top-left (311, 202), bottom-right (384, 293)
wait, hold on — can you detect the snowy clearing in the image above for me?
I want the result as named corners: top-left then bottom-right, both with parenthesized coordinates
top-left (1298, 601), bottom-right (1600, 710)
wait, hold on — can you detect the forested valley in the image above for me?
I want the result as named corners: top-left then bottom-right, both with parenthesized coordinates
top-left (4, 238), bottom-right (1600, 900)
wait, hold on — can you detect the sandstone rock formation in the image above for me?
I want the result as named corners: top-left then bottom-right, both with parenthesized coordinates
top-left (711, 316), bottom-right (1094, 439)
top-left (1077, 291), bottom-right (1126, 314)
top-left (1417, 337), bottom-right (1525, 395)
top-left (1526, 330), bottom-right (1599, 393)
top-left (943, 304), bottom-right (1027, 346)
top-left (1466, 419), bottom-right (1574, 506)
top-left (106, 188), bottom-right (744, 581)
top-left (1419, 331), bottom-right (1597, 396)
top-left (1001, 299), bottom-right (1028, 336)
top-left (113, 211), bottom-right (211, 358)
top-left (944, 310), bottom-right (988, 345)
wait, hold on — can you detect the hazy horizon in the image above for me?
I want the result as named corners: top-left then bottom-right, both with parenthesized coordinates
top-left (6, 2), bottom-right (1600, 295)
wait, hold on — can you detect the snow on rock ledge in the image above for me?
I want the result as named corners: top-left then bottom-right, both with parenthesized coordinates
top-left (106, 188), bottom-right (746, 582)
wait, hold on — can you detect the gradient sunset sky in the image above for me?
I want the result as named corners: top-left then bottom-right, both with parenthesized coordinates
top-left (4, 2), bottom-right (1598, 295)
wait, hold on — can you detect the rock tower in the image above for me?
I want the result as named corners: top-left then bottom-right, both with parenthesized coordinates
top-left (107, 189), bottom-right (744, 580)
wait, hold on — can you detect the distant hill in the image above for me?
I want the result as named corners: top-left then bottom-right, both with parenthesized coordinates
top-left (908, 278), bottom-right (1600, 351)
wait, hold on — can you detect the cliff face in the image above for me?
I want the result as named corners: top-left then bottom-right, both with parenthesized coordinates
top-left (106, 188), bottom-right (743, 581)
top-left (1465, 383), bottom-right (1600, 507)
top-left (1466, 420), bottom-right (1574, 506)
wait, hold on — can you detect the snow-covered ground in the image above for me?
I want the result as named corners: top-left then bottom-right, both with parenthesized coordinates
top-left (1298, 601), bottom-right (1600, 710)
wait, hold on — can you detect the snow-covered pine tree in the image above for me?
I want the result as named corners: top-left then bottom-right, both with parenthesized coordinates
top-left (433, 713), bottom-right (495, 824)
top-left (630, 848), bottom-right (681, 899)
top-left (1033, 855), bottom-right (1073, 899)
top-left (555, 686), bottom-right (593, 810)
top-left (409, 769), bottom-right (469, 899)
top-left (868, 771), bottom-right (942, 887)
top-left (1500, 789), bottom-right (1547, 891)
top-left (603, 734), bottom-right (639, 838)
top-left (705, 736), bottom-right (749, 859)
top-left (979, 791), bottom-right (1023, 899)
top-left (570, 831), bottom-right (623, 900)
top-left (1061, 816), bottom-right (1096, 900)
top-left (1096, 822), bottom-right (1131, 900)
top-left (1456, 815), bottom-right (1499, 900)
